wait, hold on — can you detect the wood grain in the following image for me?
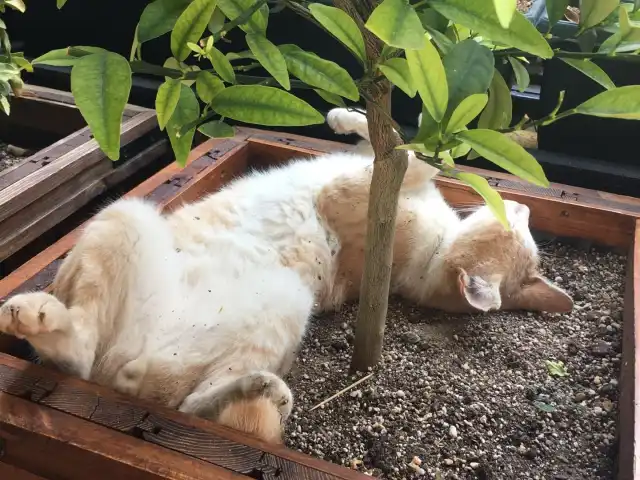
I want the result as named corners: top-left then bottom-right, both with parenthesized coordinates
top-left (0, 462), bottom-right (48, 480)
top-left (0, 354), bottom-right (370, 480)
top-left (0, 162), bottom-right (111, 261)
top-left (0, 140), bottom-right (170, 262)
top-left (0, 392), bottom-right (245, 480)
top-left (0, 129), bottom-right (91, 191)
top-left (0, 110), bottom-right (157, 224)
top-left (162, 141), bottom-right (249, 213)
top-left (619, 220), bottom-right (640, 480)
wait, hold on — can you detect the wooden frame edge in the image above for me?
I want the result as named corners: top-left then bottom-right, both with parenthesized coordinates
top-left (620, 220), bottom-right (640, 480)
top-left (0, 353), bottom-right (369, 480)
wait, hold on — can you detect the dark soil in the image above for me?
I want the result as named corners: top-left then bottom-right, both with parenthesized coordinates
top-left (285, 242), bottom-right (625, 479)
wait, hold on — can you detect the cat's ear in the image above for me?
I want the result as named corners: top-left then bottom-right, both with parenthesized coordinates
top-left (515, 276), bottom-right (573, 313)
top-left (458, 268), bottom-right (502, 312)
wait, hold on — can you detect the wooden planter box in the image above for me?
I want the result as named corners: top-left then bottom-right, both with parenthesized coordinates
top-left (0, 84), bottom-right (167, 266)
top-left (0, 129), bottom-right (638, 479)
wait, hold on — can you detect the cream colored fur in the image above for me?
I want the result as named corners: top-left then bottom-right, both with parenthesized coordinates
top-left (0, 108), bottom-right (572, 443)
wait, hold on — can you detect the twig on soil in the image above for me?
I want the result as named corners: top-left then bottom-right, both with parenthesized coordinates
top-left (309, 373), bottom-right (374, 411)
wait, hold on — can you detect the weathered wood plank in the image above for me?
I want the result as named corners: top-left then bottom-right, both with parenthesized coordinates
top-left (18, 84), bottom-right (145, 116)
top-left (0, 462), bottom-right (48, 480)
top-left (162, 141), bottom-right (250, 213)
top-left (0, 129), bottom-right (91, 192)
top-left (0, 139), bottom-right (171, 261)
top-left (0, 392), bottom-right (246, 479)
top-left (0, 162), bottom-right (111, 261)
top-left (0, 110), bottom-right (157, 224)
top-left (0, 354), bottom-right (370, 480)
top-left (619, 220), bottom-right (640, 480)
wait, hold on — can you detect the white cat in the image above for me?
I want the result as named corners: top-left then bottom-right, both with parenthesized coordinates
top-left (0, 108), bottom-right (572, 443)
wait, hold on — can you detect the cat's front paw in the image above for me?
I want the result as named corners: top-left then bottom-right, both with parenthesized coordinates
top-left (326, 108), bottom-right (368, 137)
top-left (241, 371), bottom-right (293, 420)
top-left (0, 292), bottom-right (69, 339)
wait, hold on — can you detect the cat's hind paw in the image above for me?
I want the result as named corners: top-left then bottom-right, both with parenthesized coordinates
top-left (0, 292), bottom-right (70, 339)
top-left (240, 371), bottom-right (293, 420)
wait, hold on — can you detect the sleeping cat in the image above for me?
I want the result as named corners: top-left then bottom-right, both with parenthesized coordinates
top-left (0, 108), bottom-right (572, 444)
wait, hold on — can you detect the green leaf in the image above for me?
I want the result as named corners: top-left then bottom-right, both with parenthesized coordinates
top-left (429, 0), bottom-right (553, 58)
top-left (508, 57), bottom-right (530, 93)
top-left (533, 400), bottom-right (556, 412)
top-left (545, 0), bottom-right (570, 26)
top-left (413, 105), bottom-right (440, 143)
top-left (156, 78), bottom-right (182, 130)
top-left (208, 7), bottom-right (226, 34)
top-left (443, 39), bottom-right (494, 113)
top-left (545, 360), bottom-right (569, 377)
top-left (70, 52), bottom-right (132, 161)
top-left (598, 7), bottom-right (640, 53)
top-left (196, 71), bottom-right (225, 103)
top-left (456, 172), bottom-right (508, 229)
top-left (313, 88), bottom-right (346, 107)
top-left (12, 55), bottom-right (32, 73)
top-left (4, 0), bottom-right (25, 13)
top-left (456, 129), bottom-right (548, 186)
top-left (279, 44), bottom-right (359, 101)
top-left (405, 34), bottom-right (448, 122)
top-left (478, 69), bottom-right (512, 130)
top-left (171, 0), bottom-right (218, 62)
top-left (245, 33), bottom-right (290, 90)
top-left (580, 0), bottom-right (619, 31)
top-left (167, 84), bottom-right (200, 166)
top-left (57, 0), bottom-right (68, 8)
top-left (451, 142), bottom-right (471, 158)
top-left (424, 25), bottom-right (454, 54)
top-left (493, 0), bottom-right (517, 28)
top-left (217, 0), bottom-right (269, 35)
top-left (574, 85), bottom-right (640, 119)
top-left (0, 95), bottom-right (10, 115)
top-left (365, 0), bottom-right (425, 50)
top-left (211, 85), bottom-right (324, 126)
top-left (32, 46), bottom-right (108, 67)
top-left (208, 46), bottom-right (236, 83)
top-left (445, 93), bottom-right (488, 134)
top-left (226, 50), bottom-right (256, 61)
top-left (0, 62), bottom-right (19, 81)
top-left (560, 58), bottom-right (615, 90)
top-left (379, 58), bottom-right (416, 98)
top-left (198, 120), bottom-right (235, 138)
top-left (309, 3), bottom-right (366, 63)
top-left (418, 8), bottom-right (449, 32)
top-left (138, 0), bottom-right (192, 43)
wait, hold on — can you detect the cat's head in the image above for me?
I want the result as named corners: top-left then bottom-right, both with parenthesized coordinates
top-left (441, 200), bottom-right (573, 313)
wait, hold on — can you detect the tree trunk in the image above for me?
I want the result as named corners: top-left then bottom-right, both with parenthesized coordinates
top-left (333, 0), bottom-right (409, 372)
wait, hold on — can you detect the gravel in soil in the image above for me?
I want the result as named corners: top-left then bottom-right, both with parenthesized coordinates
top-left (517, 0), bottom-right (533, 12)
top-left (0, 141), bottom-right (29, 173)
top-left (285, 242), bottom-right (625, 479)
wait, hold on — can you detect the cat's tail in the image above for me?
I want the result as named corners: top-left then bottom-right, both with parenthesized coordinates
top-left (217, 397), bottom-right (284, 444)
